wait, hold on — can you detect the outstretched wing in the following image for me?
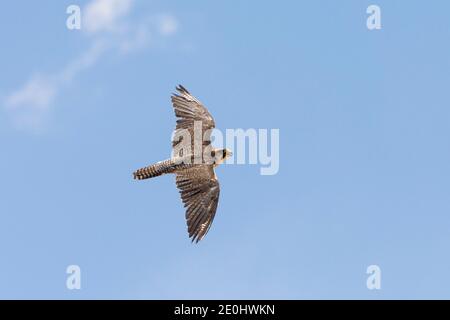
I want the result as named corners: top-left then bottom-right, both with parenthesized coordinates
top-left (171, 85), bottom-right (216, 155)
top-left (175, 165), bottom-right (220, 243)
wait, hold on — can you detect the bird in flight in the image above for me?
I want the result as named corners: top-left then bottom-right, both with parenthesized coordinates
top-left (133, 85), bottom-right (232, 243)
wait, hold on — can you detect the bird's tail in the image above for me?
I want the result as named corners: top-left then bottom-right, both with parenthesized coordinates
top-left (133, 159), bottom-right (176, 180)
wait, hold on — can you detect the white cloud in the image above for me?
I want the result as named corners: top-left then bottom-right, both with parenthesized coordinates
top-left (3, 0), bottom-right (179, 132)
top-left (119, 23), bottom-right (151, 54)
top-left (83, 0), bottom-right (133, 34)
top-left (59, 39), bottom-right (109, 83)
top-left (5, 75), bottom-right (56, 112)
top-left (3, 75), bottom-right (56, 132)
top-left (157, 14), bottom-right (178, 36)
top-left (3, 41), bottom-right (108, 131)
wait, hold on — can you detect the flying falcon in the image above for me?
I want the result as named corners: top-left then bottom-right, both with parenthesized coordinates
top-left (133, 85), bottom-right (232, 243)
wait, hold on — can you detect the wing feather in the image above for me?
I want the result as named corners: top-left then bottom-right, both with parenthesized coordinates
top-left (175, 166), bottom-right (220, 243)
top-left (171, 85), bottom-right (216, 152)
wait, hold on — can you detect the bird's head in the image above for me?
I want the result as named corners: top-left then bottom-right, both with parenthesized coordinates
top-left (213, 148), bottom-right (232, 165)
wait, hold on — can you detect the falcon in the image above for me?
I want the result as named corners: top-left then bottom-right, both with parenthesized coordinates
top-left (133, 85), bottom-right (232, 243)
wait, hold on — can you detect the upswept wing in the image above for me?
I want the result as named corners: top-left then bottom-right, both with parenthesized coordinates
top-left (171, 85), bottom-right (216, 158)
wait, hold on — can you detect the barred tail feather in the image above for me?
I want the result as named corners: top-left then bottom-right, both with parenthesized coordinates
top-left (133, 159), bottom-right (175, 180)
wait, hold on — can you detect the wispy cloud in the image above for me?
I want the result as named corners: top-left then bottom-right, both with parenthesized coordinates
top-left (59, 39), bottom-right (109, 83)
top-left (118, 20), bottom-right (152, 54)
top-left (5, 75), bottom-right (56, 112)
top-left (4, 75), bottom-right (56, 132)
top-left (3, 0), bottom-right (179, 132)
top-left (84, 0), bottom-right (133, 34)
top-left (157, 14), bottom-right (179, 36)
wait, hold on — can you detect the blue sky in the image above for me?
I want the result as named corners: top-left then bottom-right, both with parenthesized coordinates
top-left (1, 0), bottom-right (450, 299)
